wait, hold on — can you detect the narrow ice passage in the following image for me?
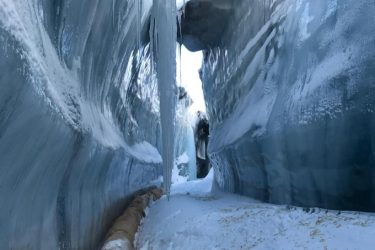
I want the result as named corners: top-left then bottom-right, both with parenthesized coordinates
top-left (136, 1), bottom-right (375, 248)
top-left (1, 0), bottom-right (375, 249)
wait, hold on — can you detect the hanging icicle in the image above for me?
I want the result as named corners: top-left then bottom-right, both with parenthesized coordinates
top-left (178, 42), bottom-right (182, 86)
top-left (150, 0), bottom-right (178, 197)
top-left (182, 0), bottom-right (186, 17)
top-left (149, 13), bottom-right (155, 77)
top-left (177, 8), bottom-right (184, 86)
top-left (112, 0), bottom-right (115, 29)
top-left (135, 0), bottom-right (142, 52)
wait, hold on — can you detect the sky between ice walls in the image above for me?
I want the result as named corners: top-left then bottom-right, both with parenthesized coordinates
top-left (177, 46), bottom-right (206, 114)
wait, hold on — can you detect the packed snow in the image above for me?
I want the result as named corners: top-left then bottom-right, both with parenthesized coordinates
top-left (136, 170), bottom-right (375, 250)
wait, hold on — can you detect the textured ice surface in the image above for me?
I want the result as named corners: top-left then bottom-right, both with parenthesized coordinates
top-left (0, 0), bottom-right (186, 249)
top-left (199, 0), bottom-right (375, 211)
top-left (2, 0), bottom-right (375, 248)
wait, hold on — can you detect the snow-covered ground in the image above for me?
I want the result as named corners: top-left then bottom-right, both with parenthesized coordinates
top-left (136, 170), bottom-right (375, 250)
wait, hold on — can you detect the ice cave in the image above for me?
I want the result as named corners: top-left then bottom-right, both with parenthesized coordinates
top-left (0, 0), bottom-right (375, 249)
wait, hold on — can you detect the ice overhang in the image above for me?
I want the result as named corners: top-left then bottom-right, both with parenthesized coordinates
top-left (177, 0), bottom-right (235, 52)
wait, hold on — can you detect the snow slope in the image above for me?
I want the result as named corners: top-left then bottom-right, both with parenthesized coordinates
top-left (136, 172), bottom-right (375, 250)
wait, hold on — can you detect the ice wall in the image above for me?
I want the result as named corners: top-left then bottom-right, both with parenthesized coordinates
top-left (195, 0), bottom-right (375, 211)
top-left (0, 0), bottom-right (172, 248)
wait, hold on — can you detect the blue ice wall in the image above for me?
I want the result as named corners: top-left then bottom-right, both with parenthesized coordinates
top-left (200, 0), bottom-right (375, 211)
top-left (0, 0), bottom-right (165, 249)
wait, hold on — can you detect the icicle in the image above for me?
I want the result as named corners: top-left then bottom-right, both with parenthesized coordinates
top-left (177, 8), bottom-right (183, 85)
top-left (182, 0), bottom-right (186, 17)
top-left (150, 0), bottom-right (177, 197)
top-left (177, 7), bottom-right (182, 36)
top-left (178, 40), bottom-right (182, 86)
top-left (117, 4), bottom-right (120, 33)
top-left (149, 16), bottom-right (155, 76)
top-left (112, 0), bottom-right (115, 29)
top-left (136, 0), bottom-right (142, 51)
